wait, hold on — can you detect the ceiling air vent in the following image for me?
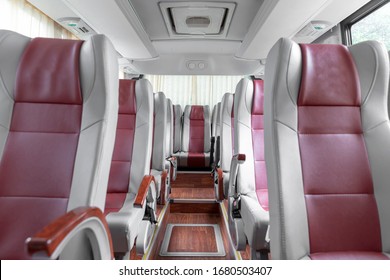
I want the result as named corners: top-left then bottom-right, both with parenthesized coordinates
top-left (160, 2), bottom-right (236, 38)
top-left (58, 17), bottom-right (96, 37)
top-left (186, 16), bottom-right (211, 28)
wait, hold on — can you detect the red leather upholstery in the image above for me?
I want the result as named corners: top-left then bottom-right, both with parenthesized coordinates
top-left (188, 105), bottom-right (205, 167)
top-left (251, 80), bottom-right (268, 211)
top-left (15, 38), bottom-right (83, 104)
top-left (179, 105), bottom-right (210, 168)
top-left (298, 44), bottom-right (384, 258)
top-left (105, 80), bottom-right (137, 214)
top-left (189, 106), bottom-right (205, 152)
top-left (299, 44), bottom-right (360, 106)
top-left (0, 38), bottom-right (83, 259)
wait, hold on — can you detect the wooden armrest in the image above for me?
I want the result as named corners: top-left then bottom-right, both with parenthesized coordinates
top-left (233, 153), bottom-right (246, 162)
top-left (134, 175), bottom-right (155, 208)
top-left (26, 207), bottom-right (113, 259)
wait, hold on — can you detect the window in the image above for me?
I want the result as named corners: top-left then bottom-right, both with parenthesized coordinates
top-left (145, 75), bottom-right (243, 109)
top-left (0, 0), bottom-right (128, 80)
top-left (0, 0), bottom-right (76, 39)
top-left (350, 2), bottom-right (390, 50)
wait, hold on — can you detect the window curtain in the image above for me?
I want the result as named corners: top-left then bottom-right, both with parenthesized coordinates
top-left (145, 75), bottom-right (243, 109)
top-left (0, 0), bottom-right (77, 39)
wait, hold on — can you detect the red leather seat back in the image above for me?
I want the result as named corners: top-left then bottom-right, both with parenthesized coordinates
top-left (180, 105), bottom-right (211, 168)
top-left (251, 80), bottom-right (268, 210)
top-left (188, 105), bottom-right (205, 153)
top-left (188, 105), bottom-right (205, 167)
top-left (105, 80), bottom-right (137, 214)
top-left (0, 38), bottom-right (84, 259)
top-left (297, 44), bottom-right (382, 257)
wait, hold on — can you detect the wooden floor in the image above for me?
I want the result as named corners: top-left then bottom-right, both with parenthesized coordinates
top-left (170, 187), bottom-right (215, 199)
top-left (128, 173), bottom-right (251, 260)
top-left (150, 209), bottom-right (233, 260)
top-left (170, 172), bottom-right (215, 199)
top-left (168, 225), bottom-right (218, 253)
top-left (146, 172), bottom-right (236, 260)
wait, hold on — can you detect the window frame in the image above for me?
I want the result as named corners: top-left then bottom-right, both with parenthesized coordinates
top-left (340, 0), bottom-right (389, 45)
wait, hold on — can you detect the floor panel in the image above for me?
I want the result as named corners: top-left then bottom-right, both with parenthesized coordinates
top-left (137, 172), bottom-right (236, 260)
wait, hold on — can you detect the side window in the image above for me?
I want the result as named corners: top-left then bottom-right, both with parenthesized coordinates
top-left (350, 2), bottom-right (390, 50)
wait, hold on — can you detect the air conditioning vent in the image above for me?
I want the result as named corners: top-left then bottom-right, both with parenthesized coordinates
top-left (186, 16), bottom-right (211, 28)
top-left (160, 2), bottom-right (235, 38)
top-left (57, 17), bottom-right (96, 37)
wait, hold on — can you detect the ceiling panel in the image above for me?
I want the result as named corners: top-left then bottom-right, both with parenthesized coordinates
top-left (129, 0), bottom-right (263, 41)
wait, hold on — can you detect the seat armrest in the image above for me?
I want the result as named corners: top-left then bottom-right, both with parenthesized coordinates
top-left (167, 156), bottom-right (177, 168)
top-left (227, 154), bottom-right (247, 251)
top-left (134, 175), bottom-right (155, 208)
top-left (26, 207), bottom-right (113, 260)
top-left (228, 154), bottom-right (246, 196)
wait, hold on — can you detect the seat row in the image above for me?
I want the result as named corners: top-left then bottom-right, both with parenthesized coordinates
top-left (1, 29), bottom-right (389, 260)
top-left (211, 78), bottom-right (269, 259)
top-left (0, 29), bottom-right (233, 260)
top-left (211, 40), bottom-right (390, 260)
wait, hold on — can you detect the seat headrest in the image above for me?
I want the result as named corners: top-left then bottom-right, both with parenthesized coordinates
top-left (15, 37), bottom-right (83, 104)
top-left (119, 79), bottom-right (136, 114)
top-left (154, 92), bottom-right (167, 115)
top-left (252, 79), bottom-right (264, 115)
top-left (298, 44), bottom-right (361, 106)
top-left (190, 105), bottom-right (205, 120)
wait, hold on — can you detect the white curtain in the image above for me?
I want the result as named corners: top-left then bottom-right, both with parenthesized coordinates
top-left (0, 0), bottom-right (76, 39)
top-left (146, 75), bottom-right (243, 109)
